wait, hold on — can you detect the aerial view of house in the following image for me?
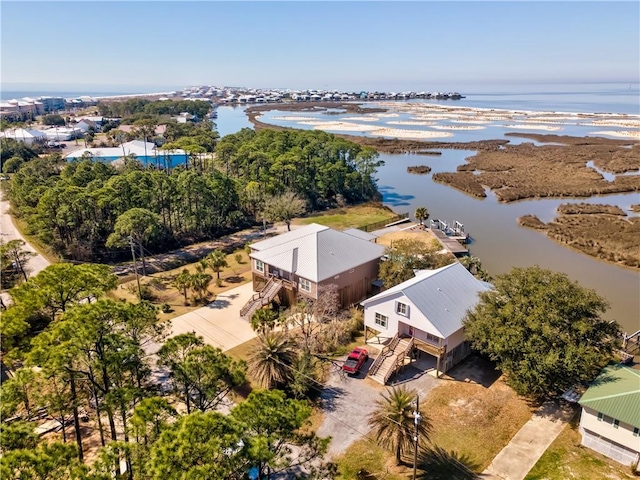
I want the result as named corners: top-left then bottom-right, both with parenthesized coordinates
top-left (361, 262), bottom-right (491, 383)
top-left (578, 363), bottom-right (640, 467)
top-left (242, 223), bottom-right (385, 319)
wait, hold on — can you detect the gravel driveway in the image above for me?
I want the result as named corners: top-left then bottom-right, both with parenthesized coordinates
top-left (316, 350), bottom-right (441, 459)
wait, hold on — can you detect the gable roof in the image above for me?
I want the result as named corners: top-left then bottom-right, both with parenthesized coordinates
top-left (250, 223), bottom-right (385, 282)
top-left (361, 262), bottom-right (490, 338)
top-left (579, 364), bottom-right (640, 427)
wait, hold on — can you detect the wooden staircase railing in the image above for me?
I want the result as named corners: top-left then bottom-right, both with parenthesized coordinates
top-left (369, 334), bottom-right (400, 377)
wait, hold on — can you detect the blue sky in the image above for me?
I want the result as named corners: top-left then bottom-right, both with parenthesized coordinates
top-left (2, 1), bottom-right (638, 92)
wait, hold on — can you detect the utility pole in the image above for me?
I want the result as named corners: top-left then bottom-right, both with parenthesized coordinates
top-left (412, 394), bottom-right (420, 480)
top-left (129, 236), bottom-right (142, 299)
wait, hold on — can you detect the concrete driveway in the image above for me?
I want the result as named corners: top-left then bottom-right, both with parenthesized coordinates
top-left (316, 352), bottom-right (440, 459)
top-left (167, 282), bottom-right (257, 351)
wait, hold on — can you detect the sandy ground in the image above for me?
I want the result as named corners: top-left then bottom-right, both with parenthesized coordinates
top-left (590, 130), bottom-right (640, 139)
top-left (316, 348), bottom-right (440, 459)
top-left (387, 120), bottom-right (435, 126)
top-left (369, 128), bottom-right (454, 139)
top-left (502, 124), bottom-right (563, 131)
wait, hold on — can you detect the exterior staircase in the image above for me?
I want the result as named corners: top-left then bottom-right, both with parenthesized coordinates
top-left (240, 277), bottom-right (283, 321)
top-left (368, 335), bottom-right (414, 385)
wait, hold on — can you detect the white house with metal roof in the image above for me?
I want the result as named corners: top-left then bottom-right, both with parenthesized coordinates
top-left (0, 128), bottom-right (47, 145)
top-left (65, 140), bottom-right (188, 167)
top-left (241, 223), bottom-right (385, 319)
top-left (361, 262), bottom-right (490, 383)
top-left (578, 364), bottom-right (640, 467)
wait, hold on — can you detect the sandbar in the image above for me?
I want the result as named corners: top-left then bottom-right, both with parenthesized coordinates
top-left (431, 125), bottom-right (486, 130)
top-left (590, 130), bottom-right (640, 139)
top-left (369, 128), bottom-right (453, 139)
top-left (387, 120), bottom-right (435, 126)
top-left (503, 124), bottom-right (563, 131)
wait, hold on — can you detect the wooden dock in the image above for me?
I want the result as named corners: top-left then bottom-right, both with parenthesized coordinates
top-left (431, 228), bottom-right (469, 257)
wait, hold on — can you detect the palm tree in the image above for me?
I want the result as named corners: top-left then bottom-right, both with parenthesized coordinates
top-left (415, 206), bottom-right (429, 226)
top-left (173, 269), bottom-right (192, 305)
top-left (206, 250), bottom-right (228, 280)
top-left (250, 308), bottom-right (279, 334)
top-left (248, 332), bottom-right (297, 389)
top-left (368, 386), bottom-right (432, 465)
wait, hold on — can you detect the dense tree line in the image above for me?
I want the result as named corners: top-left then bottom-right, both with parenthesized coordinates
top-left (0, 264), bottom-right (333, 479)
top-left (7, 129), bottom-right (383, 261)
top-left (96, 99), bottom-right (212, 120)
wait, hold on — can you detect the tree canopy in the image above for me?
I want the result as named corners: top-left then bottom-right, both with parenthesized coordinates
top-left (378, 238), bottom-right (454, 288)
top-left (8, 129), bottom-right (382, 262)
top-left (463, 266), bottom-right (620, 398)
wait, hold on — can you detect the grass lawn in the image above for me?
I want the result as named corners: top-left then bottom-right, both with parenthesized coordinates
top-left (375, 228), bottom-right (440, 249)
top-left (335, 437), bottom-right (408, 480)
top-left (292, 203), bottom-right (397, 230)
top-left (423, 367), bottom-right (534, 473)
top-left (109, 247), bottom-right (253, 321)
top-left (525, 415), bottom-right (636, 480)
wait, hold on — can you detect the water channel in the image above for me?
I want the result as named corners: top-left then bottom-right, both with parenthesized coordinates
top-left (215, 105), bottom-right (640, 333)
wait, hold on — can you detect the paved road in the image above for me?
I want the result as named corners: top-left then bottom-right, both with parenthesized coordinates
top-left (482, 401), bottom-right (575, 480)
top-left (1, 198), bottom-right (51, 305)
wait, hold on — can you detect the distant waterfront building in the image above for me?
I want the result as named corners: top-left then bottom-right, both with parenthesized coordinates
top-left (38, 96), bottom-right (66, 113)
top-left (65, 140), bottom-right (188, 167)
top-left (0, 99), bottom-right (43, 120)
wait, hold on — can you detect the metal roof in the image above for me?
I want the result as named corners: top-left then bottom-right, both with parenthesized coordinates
top-left (579, 364), bottom-right (640, 427)
top-left (342, 228), bottom-right (378, 242)
top-left (361, 262), bottom-right (491, 338)
top-left (250, 223), bottom-right (385, 282)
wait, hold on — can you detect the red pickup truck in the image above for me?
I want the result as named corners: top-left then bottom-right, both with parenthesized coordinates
top-left (342, 347), bottom-right (369, 374)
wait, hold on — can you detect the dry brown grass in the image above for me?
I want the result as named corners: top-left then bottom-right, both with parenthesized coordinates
top-left (432, 172), bottom-right (487, 198)
top-left (375, 227), bottom-right (439, 248)
top-left (424, 369), bottom-right (534, 471)
top-left (519, 205), bottom-right (640, 268)
top-left (435, 137), bottom-right (640, 202)
top-left (109, 248), bottom-right (253, 320)
top-left (557, 203), bottom-right (626, 215)
top-left (407, 165), bottom-right (432, 175)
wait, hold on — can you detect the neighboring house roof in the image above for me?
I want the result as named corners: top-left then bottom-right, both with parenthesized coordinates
top-left (579, 364), bottom-right (640, 427)
top-left (361, 262), bottom-right (491, 338)
top-left (0, 128), bottom-right (47, 139)
top-left (65, 140), bottom-right (186, 159)
top-left (250, 223), bottom-right (385, 283)
top-left (342, 228), bottom-right (378, 242)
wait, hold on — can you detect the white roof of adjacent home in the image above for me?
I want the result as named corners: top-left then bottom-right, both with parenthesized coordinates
top-left (0, 128), bottom-right (47, 139)
top-left (250, 223), bottom-right (385, 282)
top-left (65, 140), bottom-right (186, 159)
top-left (361, 262), bottom-right (491, 338)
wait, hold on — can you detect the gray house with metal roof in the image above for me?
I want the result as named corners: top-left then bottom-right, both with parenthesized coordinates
top-left (361, 262), bottom-right (490, 383)
top-left (241, 224), bottom-right (385, 319)
top-left (578, 364), bottom-right (640, 467)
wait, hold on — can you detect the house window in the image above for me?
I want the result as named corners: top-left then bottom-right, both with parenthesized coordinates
top-left (374, 312), bottom-right (388, 329)
top-left (597, 412), bottom-right (604, 422)
top-left (396, 302), bottom-right (409, 316)
top-left (613, 419), bottom-right (619, 429)
top-left (299, 277), bottom-right (311, 292)
top-left (255, 260), bottom-right (264, 273)
top-left (633, 427), bottom-right (639, 437)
